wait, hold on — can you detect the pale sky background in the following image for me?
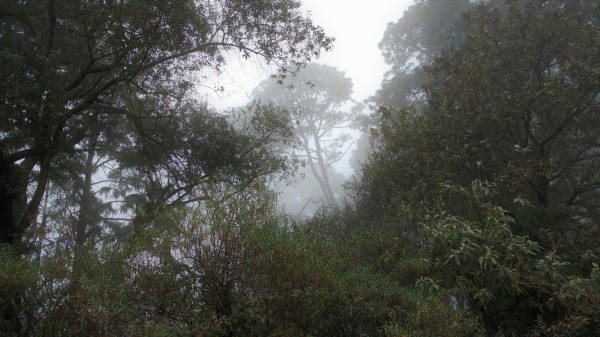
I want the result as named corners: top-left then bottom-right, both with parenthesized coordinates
top-left (202, 0), bottom-right (413, 109)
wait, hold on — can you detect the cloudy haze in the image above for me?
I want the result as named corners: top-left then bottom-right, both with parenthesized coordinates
top-left (203, 0), bottom-right (412, 109)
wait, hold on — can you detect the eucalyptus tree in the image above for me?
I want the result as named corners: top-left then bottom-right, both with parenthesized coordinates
top-left (253, 63), bottom-right (354, 209)
top-left (0, 0), bottom-right (332, 246)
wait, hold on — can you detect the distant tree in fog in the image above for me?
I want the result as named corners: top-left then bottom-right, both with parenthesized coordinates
top-left (253, 63), bottom-right (355, 209)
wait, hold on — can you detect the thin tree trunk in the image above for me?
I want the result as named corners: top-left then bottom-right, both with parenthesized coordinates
top-left (73, 126), bottom-right (99, 275)
top-left (303, 142), bottom-right (335, 208)
top-left (0, 152), bottom-right (17, 245)
top-left (15, 157), bottom-right (51, 250)
top-left (75, 136), bottom-right (97, 250)
top-left (311, 130), bottom-right (337, 208)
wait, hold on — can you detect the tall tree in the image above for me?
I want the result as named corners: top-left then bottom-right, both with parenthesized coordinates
top-left (419, 0), bottom-right (600, 231)
top-left (0, 0), bottom-right (332, 246)
top-left (373, 0), bottom-right (471, 110)
top-left (354, 1), bottom-right (600, 335)
top-left (253, 63), bottom-right (354, 209)
top-left (348, 0), bottom-right (473, 197)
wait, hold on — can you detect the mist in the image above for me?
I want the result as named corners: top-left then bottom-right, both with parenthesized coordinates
top-left (2, 1), bottom-right (598, 336)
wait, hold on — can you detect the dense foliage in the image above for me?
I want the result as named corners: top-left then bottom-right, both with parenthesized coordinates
top-left (0, 0), bottom-right (332, 246)
top-left (1, 0), bottom-right (598, 336)
top-left (351, 1), bottom-right (600, 336)
top-left (1, 182), bottom-right (476, 336)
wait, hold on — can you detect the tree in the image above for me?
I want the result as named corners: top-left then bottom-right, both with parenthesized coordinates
top-left (347, 0), bottom-right (474, 217)
top-left (252, 63), bottom-right (355, 209)
top-left (423, 181), bottom-right (600, 337)
top-left (373, 0), bottom-right (471, 110)
top-left (356, 0), bottom-right (600, 234)
top-left (353, 1), bottom-right (600, 335)
top-left (420, 1), bottom-right (600, 235)
top-left (0, 0), bottom-right (332, 246)
top-left (372, 0), bottom-right (594, 110)
top-left (107, 100), bottom-right (294, 223)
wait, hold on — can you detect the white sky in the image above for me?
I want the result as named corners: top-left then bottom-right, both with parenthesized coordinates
top-left (202, 0), bottom-right (412, 109)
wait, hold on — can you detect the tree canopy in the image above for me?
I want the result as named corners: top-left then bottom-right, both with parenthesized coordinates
top-left (0, 0), bottom-right (332, 245)
top-left (351, 1), bottom-right (600, 335)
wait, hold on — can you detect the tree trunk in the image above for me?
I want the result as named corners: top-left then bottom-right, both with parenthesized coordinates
top-left (311, 130), bottom-right (337, 208)
top-left (73, 132), bottom-right (98, 274)
top-left (0, 154), bottom-right (22, 336)
top-left (75, 135), bottom-right (98, 249)
top-left (303, 142), bottom-right (336, 208)
top-left (0, 154), bottom-right (17, 245)
top-left (15, 157), bottom-right (50, 249)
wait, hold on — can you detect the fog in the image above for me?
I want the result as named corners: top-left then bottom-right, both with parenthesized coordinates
top-left (199, 1), bottom-right (412, 218)
top-left (204, 1), bottom-right (411, 107)
top-left (3, 1), bottom-right (597, 334)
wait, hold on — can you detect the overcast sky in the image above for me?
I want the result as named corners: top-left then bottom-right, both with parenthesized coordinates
top-left (203, 0), bottom-right (412, 110)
